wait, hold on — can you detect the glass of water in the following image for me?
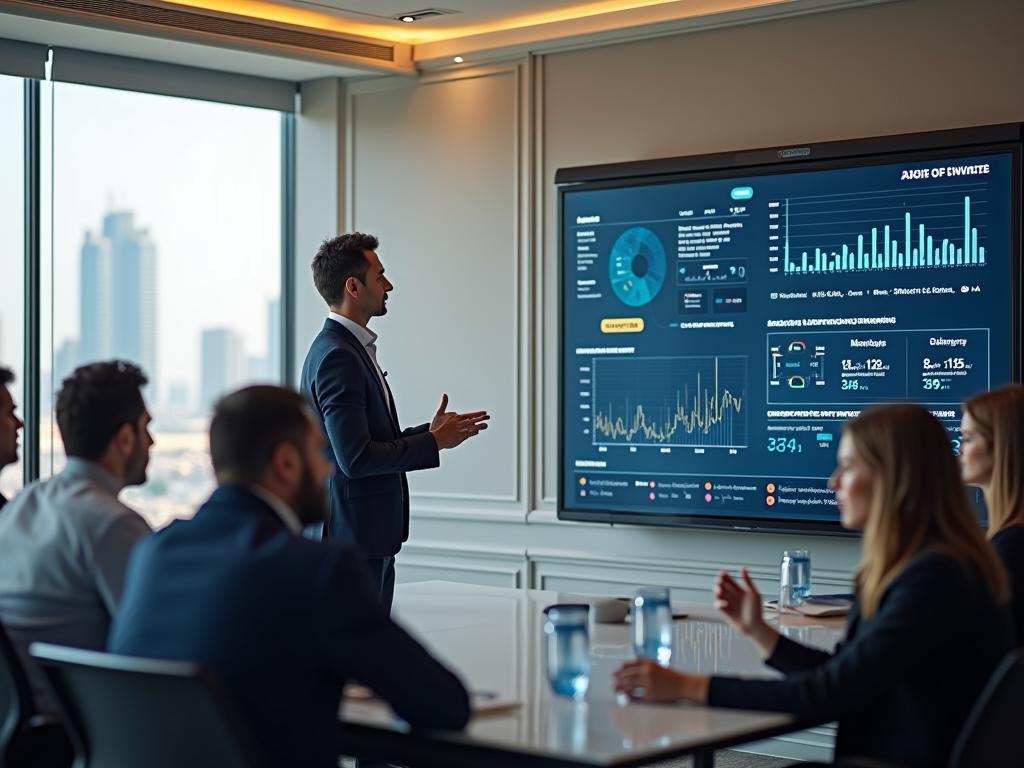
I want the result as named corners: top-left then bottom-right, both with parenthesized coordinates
top-left (780, 550), bottom-right (812, 608)
top-left (632, 587), bottom-right (673, 666)
top-left (543, 604), bottom-right (590, 700)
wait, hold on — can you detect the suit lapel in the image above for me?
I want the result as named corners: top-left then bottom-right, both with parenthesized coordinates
top-left (324, 319), bottom-right (399, 433)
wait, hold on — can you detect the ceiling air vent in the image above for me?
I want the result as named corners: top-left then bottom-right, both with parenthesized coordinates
top-left (393, 8), bottom-right (460, 22)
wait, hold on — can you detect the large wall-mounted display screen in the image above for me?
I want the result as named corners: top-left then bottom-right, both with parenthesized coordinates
top-left (559, 134), bottom-right (1021, 534)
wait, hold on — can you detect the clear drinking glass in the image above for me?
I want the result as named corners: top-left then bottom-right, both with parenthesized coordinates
top-left (632, 587), bottom-right (673, 666)
top-left (780, 550), bottom-right (812, 608)
top-left (543, 604), bottom-right (590, 700)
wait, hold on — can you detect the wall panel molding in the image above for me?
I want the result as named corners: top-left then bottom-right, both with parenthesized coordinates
top-left (397, 541), bottom-right (528, 589)
top-left (528, 548), bottom-right (853, 597)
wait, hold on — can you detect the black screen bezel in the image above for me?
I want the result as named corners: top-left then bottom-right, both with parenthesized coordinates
top-left (557, 126), bottom-right (1023, 536)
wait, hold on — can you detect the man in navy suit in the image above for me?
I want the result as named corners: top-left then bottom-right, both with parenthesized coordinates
top-left (301, 232), bottom-right (489, 609)
top-left (109, 386), bottom-right (471, 768)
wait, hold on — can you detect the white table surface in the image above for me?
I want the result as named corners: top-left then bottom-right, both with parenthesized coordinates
top-left (340, 580), bottom-right (845, 767)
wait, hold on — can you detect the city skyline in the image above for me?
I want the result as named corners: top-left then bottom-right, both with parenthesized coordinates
top-left (2, 78), bottom-right (283, 524)
top-left (49, 208), bottom-right (281, 416)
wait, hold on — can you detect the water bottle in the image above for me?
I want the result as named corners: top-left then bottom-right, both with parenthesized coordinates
top-left (543, 604), bottom-right (590, 700)
top-left (632, 587), bottom-right (673, 666)
top-left (780, 550), bottom-right (812, 608)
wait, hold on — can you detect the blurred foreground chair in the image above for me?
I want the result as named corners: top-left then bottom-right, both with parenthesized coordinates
top-left (801, 649), bottom-right (1024, 768)
top-left (29, 643), bottom-right (264, 768)
top-left (0, 621), bottom-right (72, 768)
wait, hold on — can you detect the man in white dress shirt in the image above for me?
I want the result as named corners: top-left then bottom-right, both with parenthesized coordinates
top-left (0, 361), bottom-right (153, 712)
top-left (300, 233), bottom-right (489, 610)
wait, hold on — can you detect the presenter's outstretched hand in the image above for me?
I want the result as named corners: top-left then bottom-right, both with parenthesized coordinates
top-left (714, 568), bottom-right (780, 658)
top-left (430, 394), bottom-right (490, 450)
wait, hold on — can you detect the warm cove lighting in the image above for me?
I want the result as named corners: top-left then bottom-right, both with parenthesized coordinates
top-left (453, 56), bottom-right (464, 63)
top-left (400, 16), bottom-right (415, 23)
top-left (155, 0), bottom-right (754, 45)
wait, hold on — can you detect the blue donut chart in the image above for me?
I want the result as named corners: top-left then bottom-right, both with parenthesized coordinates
top-left (608, 227), bottom-right (667, 307)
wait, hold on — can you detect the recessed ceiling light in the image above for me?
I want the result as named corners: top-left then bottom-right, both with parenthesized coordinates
top-left (393, 9), bottom-right (461, 22)
top-left (453, 56), bottom-right (464, 63)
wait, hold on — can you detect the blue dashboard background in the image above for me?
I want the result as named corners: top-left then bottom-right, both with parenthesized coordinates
top-left (560, 150), bottom-right (1017, 529)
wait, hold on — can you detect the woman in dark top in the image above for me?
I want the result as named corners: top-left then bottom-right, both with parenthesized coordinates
top-left (614, 404), bottom-right (1012, 768)
top-left (962, 384), bottom-right (1024, 645)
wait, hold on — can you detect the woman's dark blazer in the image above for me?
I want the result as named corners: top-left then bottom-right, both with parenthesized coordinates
top-left (992, 523), bottom-right (1024, 646)
top-left (708, 551), bottom-right (1013, 768)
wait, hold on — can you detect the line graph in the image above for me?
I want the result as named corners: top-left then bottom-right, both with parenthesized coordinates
top-left (592, 356), bottom-right (747, 448)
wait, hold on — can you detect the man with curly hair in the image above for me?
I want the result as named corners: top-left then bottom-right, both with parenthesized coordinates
top-left (0, 361), bottom-right (152, 712)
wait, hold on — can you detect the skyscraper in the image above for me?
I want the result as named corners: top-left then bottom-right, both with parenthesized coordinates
top-left (78, 212), bottom-right (157, 388)
top-left (201, 329), bottom-right (246, 412)
top-left (79, 231), bottom-right (113, 365)
top-left (267, 298), bottom-right (281, 381)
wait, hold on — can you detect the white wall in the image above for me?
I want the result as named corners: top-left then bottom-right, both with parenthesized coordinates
top-left (332, 0), bottom-right (1024, 591)
top-left (300, 0), bottom-right (1024, 754)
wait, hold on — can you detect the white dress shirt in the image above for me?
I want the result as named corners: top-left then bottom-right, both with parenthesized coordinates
top-left (0, 458), bottom-right (151, 712)
top-left (328, 312), bottom-right (391, 412)
top-left (246, 485), bottom-right (303, 535)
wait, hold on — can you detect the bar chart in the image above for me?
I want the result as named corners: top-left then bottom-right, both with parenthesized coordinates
top-left (779, 182), bottom-right (988, 274)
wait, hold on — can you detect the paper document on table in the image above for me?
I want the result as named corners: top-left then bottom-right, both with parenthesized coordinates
top-left (471, 691), bottom-right (522, 716)
top-left (345, 684), bottom-right (520, 716)
top-left (765, 594), bottom-right (854, 617)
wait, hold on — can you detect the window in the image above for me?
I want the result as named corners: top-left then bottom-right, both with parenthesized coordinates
top-left (41, 82), bottom-right (283, 527)
top-left (0, 75), bottom-right (25, 500)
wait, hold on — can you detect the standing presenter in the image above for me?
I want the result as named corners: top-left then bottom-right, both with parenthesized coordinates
top-left (302, 233), bottom-right (489, 610)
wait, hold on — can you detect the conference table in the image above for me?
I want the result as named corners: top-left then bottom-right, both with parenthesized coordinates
top-left (339, 580), bottom-right (845, 768)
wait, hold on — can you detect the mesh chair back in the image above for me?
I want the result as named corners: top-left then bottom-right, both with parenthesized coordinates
top-left (29, 643), bottom-right (264, 768)
top-left (950, 649), bottom-right (1024, 768)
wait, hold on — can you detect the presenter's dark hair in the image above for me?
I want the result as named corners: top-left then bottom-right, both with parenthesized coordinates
top-left (0, 367), bottom-right (13, 385)
top-left (210, 386), bottom-right (312, 483)
top-left (56, 361), bottom-right (148, 460)
top-left (312, 232), bottom-right (380, 306)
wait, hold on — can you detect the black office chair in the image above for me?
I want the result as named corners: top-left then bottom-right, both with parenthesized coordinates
top-left (800, 650), bottom-right (1024, 768)
top-left (29, 643), bottom-right (265, 768)
top-left (0, 622), bottom-right (72, 768)
top-left (948, 648), bottom-right (1024, 768)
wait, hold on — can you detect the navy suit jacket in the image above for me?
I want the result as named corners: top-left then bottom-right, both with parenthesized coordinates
top-left (301, 319), bottom-right (439, 558)
top-left (709, 551), bottom-right (1013, 768)
top-left (108, 486), bottom-right (470, 768)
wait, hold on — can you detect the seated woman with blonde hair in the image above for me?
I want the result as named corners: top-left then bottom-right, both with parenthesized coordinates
top-left (961, 384), bottom-right (1024, 645)
top-left (614, 404), bottom-right (1012, 768)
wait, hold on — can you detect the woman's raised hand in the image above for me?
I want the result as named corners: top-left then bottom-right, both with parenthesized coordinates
top-left (713, 568), bottom-right (780, 656)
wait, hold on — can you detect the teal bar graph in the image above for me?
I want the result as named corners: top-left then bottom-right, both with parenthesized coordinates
top-left (783, 195), bottom-right (985, 275)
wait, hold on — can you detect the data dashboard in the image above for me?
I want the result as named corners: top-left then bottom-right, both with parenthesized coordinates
top-left (560, 142), bottom-right (1019, 532)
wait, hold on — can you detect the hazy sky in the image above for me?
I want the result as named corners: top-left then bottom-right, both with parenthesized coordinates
top-left (2, 73), bottom-right (282, 406)
top-left (0, 76), bottom-right (25, 390)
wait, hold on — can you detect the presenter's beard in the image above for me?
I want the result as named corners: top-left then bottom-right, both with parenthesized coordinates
top-left (295, 462), bottom-right (329, 526)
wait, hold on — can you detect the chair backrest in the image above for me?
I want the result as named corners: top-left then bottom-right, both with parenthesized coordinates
top-left (0, 619), bottom-right (36, 763)
top-left (29, 643), bottom-right (264, 768)
top-left (950, 649), bottom-right (1024, 768)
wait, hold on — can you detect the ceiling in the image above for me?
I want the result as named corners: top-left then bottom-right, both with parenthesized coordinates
top-left (159, 0), bottom-right (711, 44)
top-left (0, 0), bottom-right (898, 81)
